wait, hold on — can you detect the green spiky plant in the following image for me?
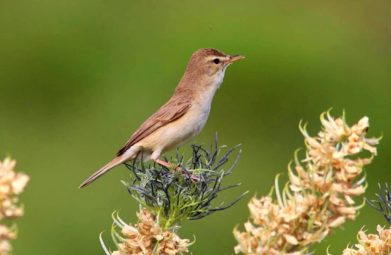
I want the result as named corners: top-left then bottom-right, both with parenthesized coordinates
top-left (367, 183), bottom-right (391, 224)
top-left (101, 135), bottom-right (247, 254)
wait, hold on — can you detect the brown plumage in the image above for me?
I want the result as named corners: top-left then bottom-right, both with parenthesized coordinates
top-left (117, 88), bottom-right (192, 156)
top-left (79, 48), bottom-right (244, 188)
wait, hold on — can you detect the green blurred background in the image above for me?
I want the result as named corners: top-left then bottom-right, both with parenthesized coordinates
top-left (1, 0), bottom-right (391, 254)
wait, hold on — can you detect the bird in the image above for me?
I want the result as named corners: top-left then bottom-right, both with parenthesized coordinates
top-left (79, 48), bottom-right (244, 188)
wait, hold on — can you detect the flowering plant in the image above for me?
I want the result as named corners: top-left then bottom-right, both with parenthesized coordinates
top-left (234, 113), bottom-right (379, 255)
top-left (341, 183), bottom-right (391, 254)
top-left (0, 157), bottom-right (29, 255)
top-left (101, 135), bottom-right (246, 254)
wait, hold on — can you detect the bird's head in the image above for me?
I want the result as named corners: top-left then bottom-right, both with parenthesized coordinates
top-left (181, 48), bottom-right (244, 90)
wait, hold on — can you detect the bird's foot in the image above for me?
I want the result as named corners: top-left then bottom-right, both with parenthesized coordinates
top-left (187, 173), bottom-right (200, 182)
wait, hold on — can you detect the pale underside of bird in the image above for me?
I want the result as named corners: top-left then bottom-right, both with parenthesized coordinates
top-left (79, 48), bottom-right (244, 188)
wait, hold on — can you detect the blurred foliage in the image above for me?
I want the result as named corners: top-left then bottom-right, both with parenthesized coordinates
top-left (1, 0), bottom-right (391, 254)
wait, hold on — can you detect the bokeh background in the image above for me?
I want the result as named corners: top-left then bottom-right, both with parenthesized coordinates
top-left (1, 0), bottom-right (391, 254)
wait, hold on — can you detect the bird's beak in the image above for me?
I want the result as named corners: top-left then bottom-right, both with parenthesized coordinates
top-left (228, 54), bottom-right (245, 63)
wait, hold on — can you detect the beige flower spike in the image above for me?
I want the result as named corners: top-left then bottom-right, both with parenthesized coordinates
top-left (234, 112), bottom-right (380, 255)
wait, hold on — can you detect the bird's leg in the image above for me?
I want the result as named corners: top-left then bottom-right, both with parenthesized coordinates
top-left (154, 158), bottom-right (173, 169)
top-left (154, 158), bottom-right (183, 173)
top-left (154, 158), bottom-right (200, 182)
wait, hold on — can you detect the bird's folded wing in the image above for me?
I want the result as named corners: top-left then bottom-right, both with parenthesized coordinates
top-left (117, 96), bottom-right (192, 156)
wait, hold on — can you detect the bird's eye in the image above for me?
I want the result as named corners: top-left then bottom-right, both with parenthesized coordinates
top-left (213, 58), bottom-right (220, 64)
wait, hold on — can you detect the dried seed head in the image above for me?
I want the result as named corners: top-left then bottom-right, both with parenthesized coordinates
top-left (0, 157), bottom-right (29, 255)
top-left (234, 112), bottom-right (379, 254)
top-left (343, 226), bottom-right (391, 255)
top-left (109, 209), bottom-right (191, 255)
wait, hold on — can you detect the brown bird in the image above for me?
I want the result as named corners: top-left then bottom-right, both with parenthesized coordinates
top-left (79, 48), bottom-right (244, 188)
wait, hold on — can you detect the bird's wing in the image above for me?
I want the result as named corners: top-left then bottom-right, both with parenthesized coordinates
top-left (117, 94), bottom-right (192, 156)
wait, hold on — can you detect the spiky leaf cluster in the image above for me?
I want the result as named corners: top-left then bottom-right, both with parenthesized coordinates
top-left (122, 135), bottom-right (246, 229)
top-left (367, 183), bottom-right (391, 224)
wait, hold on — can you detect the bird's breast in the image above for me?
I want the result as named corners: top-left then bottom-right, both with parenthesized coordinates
top-left (138, 89), bottom-right (216, 153)
top-left (188, 102), bottom-right (211, 134)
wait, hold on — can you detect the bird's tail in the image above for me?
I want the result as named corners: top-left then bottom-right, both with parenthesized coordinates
top-left (79, 155), bottom-right (129, 188)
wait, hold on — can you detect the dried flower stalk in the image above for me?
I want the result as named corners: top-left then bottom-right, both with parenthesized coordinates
top-left (342, 225), bottom-right (391, 255)
top-left (0, 157), bottom-right (29, 255)
top-left (103, 208), bottom-right (191, 255)
top-left (234, 113), bottom-right (379, 255)
top-left (341, 181), bottom-right (391, 255)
